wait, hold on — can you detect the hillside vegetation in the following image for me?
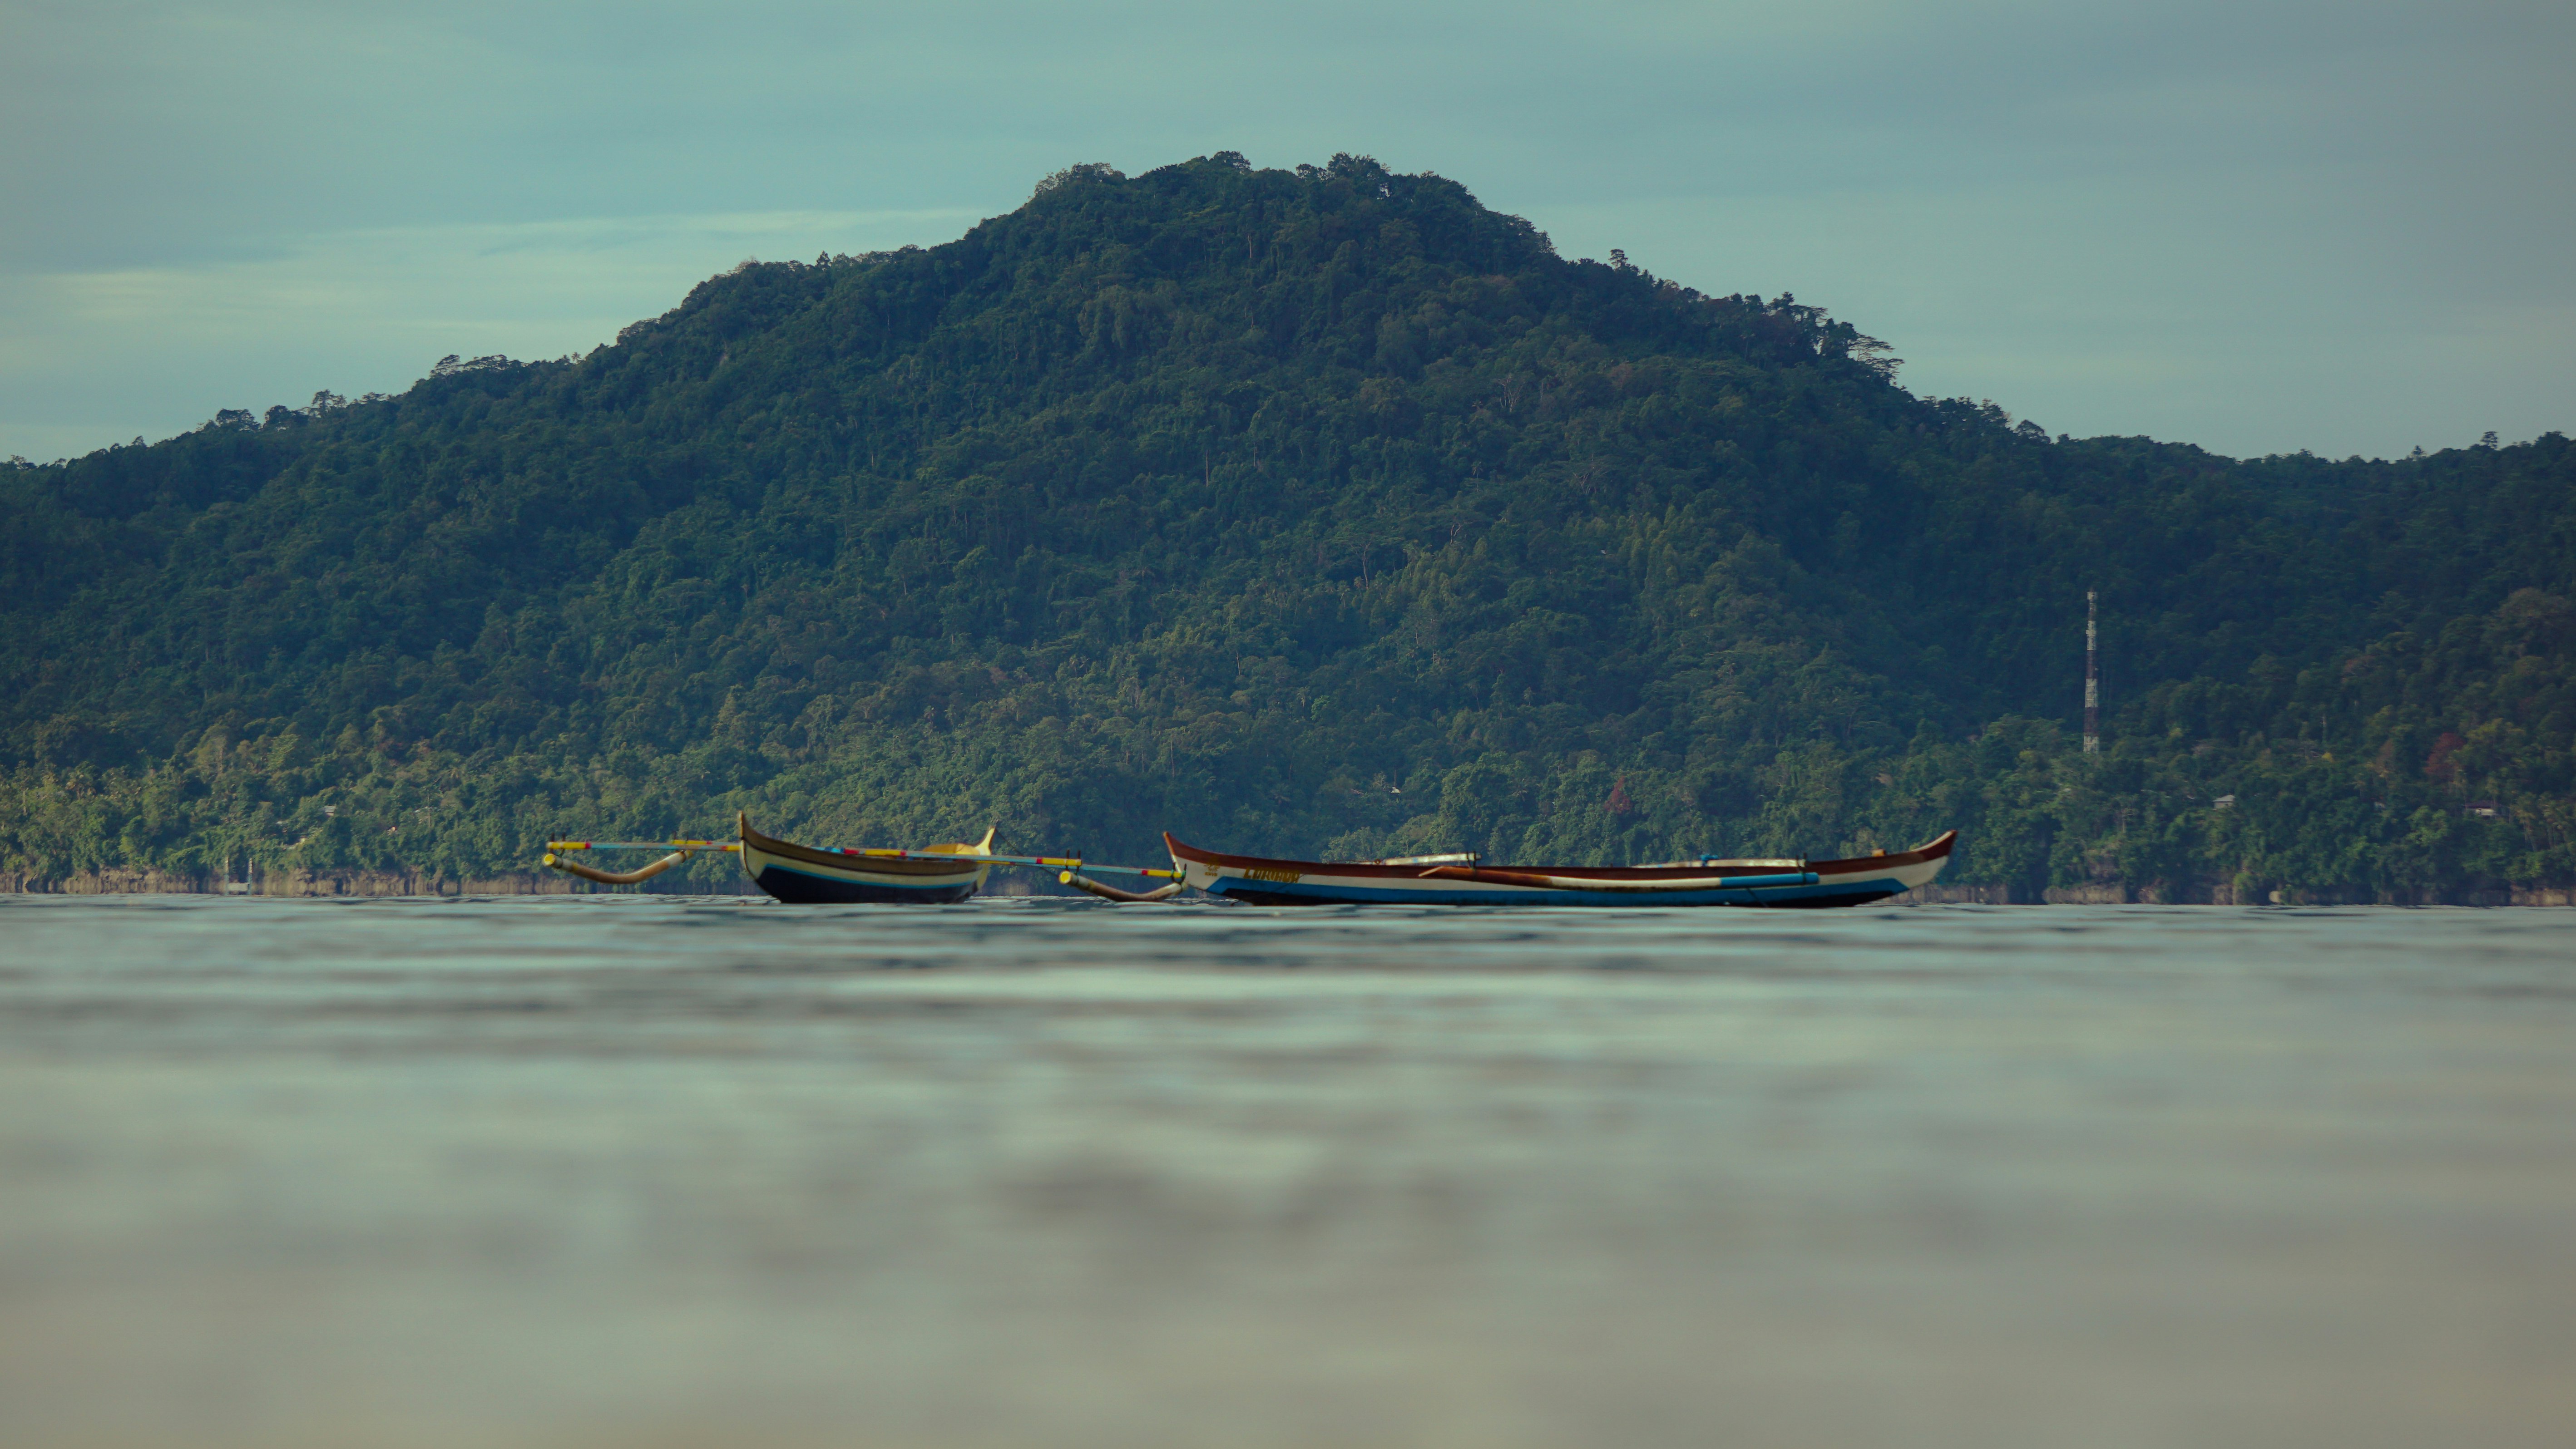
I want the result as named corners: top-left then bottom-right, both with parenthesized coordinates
top-left (5, 153), bottom-right (2571, 899)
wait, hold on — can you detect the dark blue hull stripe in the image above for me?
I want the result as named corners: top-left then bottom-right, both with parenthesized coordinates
top-left (1200, 876), bottom-right (1909, 908)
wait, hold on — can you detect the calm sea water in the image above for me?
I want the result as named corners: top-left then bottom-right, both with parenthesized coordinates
top-left (2, 896), bottom-right (2571, 1449)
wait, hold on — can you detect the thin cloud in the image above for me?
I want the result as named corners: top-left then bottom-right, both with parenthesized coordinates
top-left (2, 0), bottom-right (2568, 459)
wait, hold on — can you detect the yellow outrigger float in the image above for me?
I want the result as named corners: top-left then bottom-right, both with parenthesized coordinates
top-left (540, 839), bottom-right (736, 887)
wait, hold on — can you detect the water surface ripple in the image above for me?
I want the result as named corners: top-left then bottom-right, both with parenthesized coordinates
top-left (2, 897), bottom-right (2571, 1448)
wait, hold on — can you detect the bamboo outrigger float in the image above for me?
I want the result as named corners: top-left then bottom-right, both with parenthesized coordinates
top-left (541, 839), bottom-right (739, 887)
top-left (1159, 830), bottom-right (1958, 907)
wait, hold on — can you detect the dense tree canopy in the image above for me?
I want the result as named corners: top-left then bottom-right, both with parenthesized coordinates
top-left (4, 153), bottom-right (2571, 899)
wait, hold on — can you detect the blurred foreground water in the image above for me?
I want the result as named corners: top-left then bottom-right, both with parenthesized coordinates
top-left (2, 896), bottom-right (2571, 1449)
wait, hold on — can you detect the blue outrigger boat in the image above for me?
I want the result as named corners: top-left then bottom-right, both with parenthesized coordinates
top-left (1160, 830), bottom-right (1957, 907)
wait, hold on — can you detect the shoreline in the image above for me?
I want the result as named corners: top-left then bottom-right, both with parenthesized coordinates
top-left (3, 869), bottom-right (2568, 905)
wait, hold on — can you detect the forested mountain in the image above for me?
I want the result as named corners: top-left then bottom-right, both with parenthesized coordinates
top-left (5, 152), bottom-right (2571, 900)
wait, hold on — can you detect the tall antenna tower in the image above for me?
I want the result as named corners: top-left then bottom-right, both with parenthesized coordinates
top-left (2083, 590), bottom-right (2100, 754)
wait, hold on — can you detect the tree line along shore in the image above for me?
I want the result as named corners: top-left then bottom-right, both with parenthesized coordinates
top-left (5, 154), bottom-right (2570, 902)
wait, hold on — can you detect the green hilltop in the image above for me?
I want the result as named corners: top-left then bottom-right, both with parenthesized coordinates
top-left (5, 152), bottom-right (2572, 900)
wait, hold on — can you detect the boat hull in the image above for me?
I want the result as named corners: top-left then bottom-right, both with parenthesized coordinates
top-left (738, 813), bottom-right (991, 905)
top-left (1164, 832), bottom-right (1956, 908)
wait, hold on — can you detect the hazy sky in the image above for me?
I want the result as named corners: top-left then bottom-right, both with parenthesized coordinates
top-left (4, 0), bottom-right (2568, 463)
